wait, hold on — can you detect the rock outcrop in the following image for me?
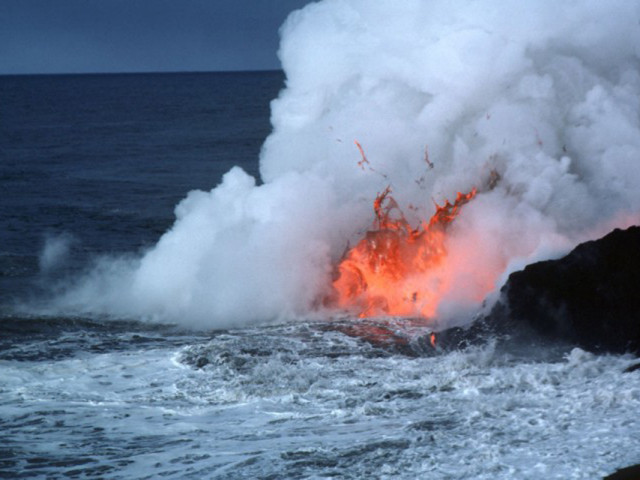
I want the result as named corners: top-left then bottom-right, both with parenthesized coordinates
top-left (437, 226), bottom-right (640, 355)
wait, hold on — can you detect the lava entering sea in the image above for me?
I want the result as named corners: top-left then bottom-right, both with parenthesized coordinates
top-left (327, 179), bottom-right (477, 321)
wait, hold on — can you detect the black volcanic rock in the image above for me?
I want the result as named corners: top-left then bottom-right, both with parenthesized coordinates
top-left (604, 464), bottom-right (640, 480)
top-left (433, 226), bottom-right (640, 356)
top-left (487, 226), bottom-right (640, 355)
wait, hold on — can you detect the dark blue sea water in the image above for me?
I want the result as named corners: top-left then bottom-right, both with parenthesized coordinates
top-left (1, 72), bottom-right (279, 302)
top-left (1, 72), bottom-right (639, 479)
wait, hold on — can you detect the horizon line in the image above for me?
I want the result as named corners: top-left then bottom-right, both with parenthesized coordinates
top-left (0, 68), bottom-right (285, 78)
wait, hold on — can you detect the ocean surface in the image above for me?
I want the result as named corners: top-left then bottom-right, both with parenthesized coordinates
top-left (1, 72), bottom-right (639, 479)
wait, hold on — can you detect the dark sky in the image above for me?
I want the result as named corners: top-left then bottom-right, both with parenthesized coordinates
top-left (0, 0), bottom-right (312, 74)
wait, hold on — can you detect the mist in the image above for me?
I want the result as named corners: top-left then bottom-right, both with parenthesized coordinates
top-left (42, 0), bottom-right (640, 328)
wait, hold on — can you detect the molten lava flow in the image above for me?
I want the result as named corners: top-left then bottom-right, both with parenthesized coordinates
top-left (330, 186), bottom-right (477, 320)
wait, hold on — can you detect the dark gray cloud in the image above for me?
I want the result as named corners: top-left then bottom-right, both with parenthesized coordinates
top-left (0, 0), bottom-right (312, 74)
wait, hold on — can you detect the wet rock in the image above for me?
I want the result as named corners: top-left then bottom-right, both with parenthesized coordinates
top-left (195, 356), bottom-right (210, 369)
top-left (623, 362), bottom-right (640, 374)
top-left (431, 317), bottom-right (496, 351)
top-left (497, 226), bottom-right (640, 354)
top-left (434, 226), bottom-right (640, 356)
top-left (604, 464), bottom-right (640, 480)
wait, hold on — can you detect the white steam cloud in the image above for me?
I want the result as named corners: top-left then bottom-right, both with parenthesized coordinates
top-left (39, 233), bottom-right (75, 274)
top-left (47, 0), bottom-right (640, 328)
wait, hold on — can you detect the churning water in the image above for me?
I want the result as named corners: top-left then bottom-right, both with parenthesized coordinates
top-left (2, 315), bottom-right (639, 479)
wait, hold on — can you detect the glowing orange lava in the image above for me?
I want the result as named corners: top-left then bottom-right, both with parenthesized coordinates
top-left (329, 186), bottom-right (477, 320)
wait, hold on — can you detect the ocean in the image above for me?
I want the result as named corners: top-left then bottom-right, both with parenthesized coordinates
top-left (1, 72), bottom-right (639, 479)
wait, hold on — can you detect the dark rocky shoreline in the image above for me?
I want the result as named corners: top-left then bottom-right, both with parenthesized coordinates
top-left (437, 225), bottom-right (640, 480)
top-left (437, 225), bottom-right (640, 357)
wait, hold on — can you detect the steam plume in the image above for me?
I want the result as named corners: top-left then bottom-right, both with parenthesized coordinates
top-left (46, 0), bottom-right (640, 328)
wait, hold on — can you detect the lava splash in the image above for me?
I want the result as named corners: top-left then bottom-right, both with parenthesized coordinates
top-left (328, 186), bottom-right (477, 320)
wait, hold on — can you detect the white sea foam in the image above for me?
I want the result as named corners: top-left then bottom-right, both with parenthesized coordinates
top-left (46, 0), bottom-right (640, 327)
top-left (2, 325), bottom-right (639, 478)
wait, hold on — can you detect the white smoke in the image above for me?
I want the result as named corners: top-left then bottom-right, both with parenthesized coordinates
top-left (47, 0), bottom-right (640, 328)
